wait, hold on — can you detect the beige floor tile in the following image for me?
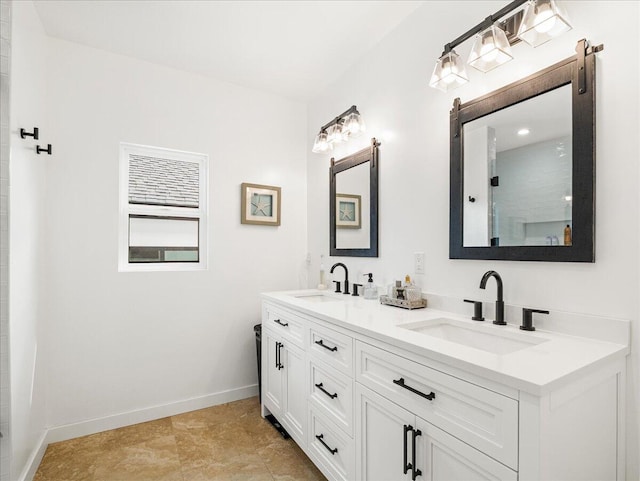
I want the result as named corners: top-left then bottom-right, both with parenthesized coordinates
top-left (34, 397), bottom-right (326, 481)
top-left (93, 434), bottom-right (183, 481)
top-left (103, 417), bottom-right (174, 450)
top-left (34, 430), bottom-right (115, 481)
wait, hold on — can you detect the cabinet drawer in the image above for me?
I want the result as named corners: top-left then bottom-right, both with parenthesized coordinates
top-left (309, 360), bottom-right (353, 436)
top-left (309, 323), bottom-right (353, 375)
top-left (265, 306), bottom-right (306, 348)
top-left (308, 407), bottom-right (355, 481)
top-left (356, 341), bottom-right (518, 470)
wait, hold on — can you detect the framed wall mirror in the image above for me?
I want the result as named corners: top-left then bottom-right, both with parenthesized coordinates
top-left (330, 138), bottom-right (379, 257)
top-left (450, 40), bottom-right (601, 262)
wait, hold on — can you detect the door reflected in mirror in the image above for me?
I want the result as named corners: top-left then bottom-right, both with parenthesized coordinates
top-left (463, 84), bottom-right (572, 247)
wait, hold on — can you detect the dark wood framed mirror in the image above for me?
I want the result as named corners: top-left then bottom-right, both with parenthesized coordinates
top-left (330, 138), bottom-right (379, 257)
top-left (450, 39), bottom-right (601, 262)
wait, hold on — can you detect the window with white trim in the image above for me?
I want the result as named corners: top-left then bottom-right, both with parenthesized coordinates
top-left (119, 143), bottom-right (208, 271)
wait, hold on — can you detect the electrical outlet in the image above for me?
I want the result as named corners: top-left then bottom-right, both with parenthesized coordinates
top-left (414, 252), bottom-right (425, 274)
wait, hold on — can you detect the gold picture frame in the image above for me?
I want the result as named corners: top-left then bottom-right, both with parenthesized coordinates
top-left (241, 183), bottom-right (281, 226)
top-left (336, 193), bottom-right (361, 229)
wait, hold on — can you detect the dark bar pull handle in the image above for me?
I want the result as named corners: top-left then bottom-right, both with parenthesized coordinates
top-left (315, 339), bottom-right (338, 352)
top-left (412, 428), bottom-right (423, 480)
top-left (20, 127), bottom-right (39, 140)
top-left (403, 424), bottom-right (412, 474)
top-left (275, 341), bottom-right (281, 369)
top-left (315, 434), bottom-right (338, 455)
top-left (314, 382), bottom-right (338, 399)
top-left (274, 318), bottom-right (289, 327)
top-left (393, 378), bottom-right (435, 401)
top-left (36, 144), bottom-right (52, 155)
top-left (275, 342), bottom-right (284, 370)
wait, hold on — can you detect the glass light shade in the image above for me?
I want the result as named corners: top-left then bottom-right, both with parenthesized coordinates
top-left (343, 111), bottom-right (365, 137)
top-left (311, 130), bottom-right (331, 153)
top-left (467, 26), bottom-right (513, 72)
top-left (517, 0), bottom-right (572, 47)
top-left (429, 51), bottom-right (468, 92)
top-left (327, 122), bottom-right (344, 144)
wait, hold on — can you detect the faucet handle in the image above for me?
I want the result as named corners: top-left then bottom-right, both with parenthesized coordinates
top-left (463, 299), bottom-right (484, 321)
top-left (352, 283), bottom-right (363, 297)
top-left (332, 280), bottom-right (341, 293)
top-left (521, 308), bottom-right (549, 331)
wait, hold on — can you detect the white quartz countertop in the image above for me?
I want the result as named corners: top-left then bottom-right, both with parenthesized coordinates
top-left (262, 289), bottom-right (629, 395)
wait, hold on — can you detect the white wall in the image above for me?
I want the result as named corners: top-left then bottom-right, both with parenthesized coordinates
top-left (41, 39), bottom-right (308, 428)
top-left (306, 1), bottom-right (640, 478)
top-left (8, 1), bottom-right (49, 479)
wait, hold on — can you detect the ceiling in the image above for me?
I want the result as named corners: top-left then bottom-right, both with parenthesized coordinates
top-left (34, 0), bottom-right (423, 101)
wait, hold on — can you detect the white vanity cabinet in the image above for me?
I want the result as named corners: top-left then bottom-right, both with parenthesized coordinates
top-left (261, 293), bottom-right (627, 481)
top-left (306, 321), bottom-right (356, 481)
top-left (356, 383), bottom-right (517, 481)
top-left (355, 341), bottom-right (518, 470)
top-left (261, 304), bottom-right (308, 447)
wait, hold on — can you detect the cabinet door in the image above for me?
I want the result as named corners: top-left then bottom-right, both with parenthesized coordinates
top-left (356, 384), bottom-right (414, 481)
top-left (415, 417), bottom-right (517, 481)
top-left (282, 342), bottom-right (307, 447)
top-left (263, 329), bottom-right (283, 415)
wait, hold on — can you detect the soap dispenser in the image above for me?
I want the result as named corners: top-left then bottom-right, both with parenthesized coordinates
top-left (318, 255), bottom-right (327, 290)
top-left (363, 273), bottom-right (378, 300)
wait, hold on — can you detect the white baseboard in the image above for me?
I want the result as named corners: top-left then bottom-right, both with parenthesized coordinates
top-left (17, 430), bottom-right (48, 481)
top-left (18, 384), bottom-right (258, 481)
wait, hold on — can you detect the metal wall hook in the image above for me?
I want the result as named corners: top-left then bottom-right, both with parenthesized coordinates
top-left (36, 144), bottom-right (52, 155)
top-left (20, 127), bottom-right (39, 140)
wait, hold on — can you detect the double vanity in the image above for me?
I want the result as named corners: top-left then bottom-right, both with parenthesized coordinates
top-left (266, 35), bottom-right (616, 481)
top-left (260, 288), bottom-right (629, 481)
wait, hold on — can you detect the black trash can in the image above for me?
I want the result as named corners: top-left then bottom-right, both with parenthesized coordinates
top-left (254, 323), bottom-right (262, 403)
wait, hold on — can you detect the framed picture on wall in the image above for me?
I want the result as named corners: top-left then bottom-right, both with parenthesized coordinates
top-left (336, 193), bottom-right (361, 229)
top-left (241, 183), bottom-right (281, 226)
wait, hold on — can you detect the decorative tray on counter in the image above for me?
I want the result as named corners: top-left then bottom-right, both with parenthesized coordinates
top-left (379, 295), bottom-right (427, 310)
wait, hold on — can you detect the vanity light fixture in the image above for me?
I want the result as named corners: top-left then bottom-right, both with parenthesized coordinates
top-left (429, 0), bottom-right (572, 92)
top-left (312, 105), bottom-right (365, 153)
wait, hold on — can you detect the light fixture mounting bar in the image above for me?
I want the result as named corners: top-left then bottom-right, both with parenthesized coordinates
top-left (320, 105), bottom-right (358, 132)
top-left (443, 0), bottom-right (528, 54)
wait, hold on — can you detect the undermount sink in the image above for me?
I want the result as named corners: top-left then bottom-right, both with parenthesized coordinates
top-left (400, 318), bottom-right (547, 355)
top-left (294, 293), bottom-right (344, 303)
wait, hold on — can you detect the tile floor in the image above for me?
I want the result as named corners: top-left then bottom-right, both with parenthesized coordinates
top-left (34, 397), bottom-right (327, 481)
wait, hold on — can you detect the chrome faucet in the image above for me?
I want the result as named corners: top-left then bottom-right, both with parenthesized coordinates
top-left (479, 270), bottom-right (506, 325)
top-left (330, 263), bottom-right (350, 295)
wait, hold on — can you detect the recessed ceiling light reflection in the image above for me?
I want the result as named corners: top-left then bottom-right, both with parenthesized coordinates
top-left (518, 128), bottom-right (530, 136)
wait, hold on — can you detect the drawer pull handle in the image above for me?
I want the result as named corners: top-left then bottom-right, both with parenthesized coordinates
top-left (274, 319), bottom-right (289, 327)
top-left (393, 378), bottom-right (435, 401)
top-left (315, 339), bottom-right (338, 352)
top-left (314, 382), bottom-right (338, 399)
top-left (315, 434), bottom-right (338, 455)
